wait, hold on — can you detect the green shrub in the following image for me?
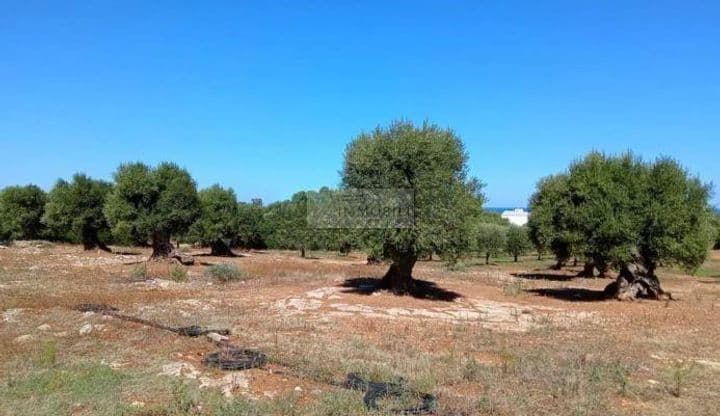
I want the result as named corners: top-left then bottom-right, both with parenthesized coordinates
top-left (205, 263), bottom-right (247, 282)
top-left (170, 264), bottom-right (188, 282)
top-left (130, 263), bottom-right (147, 280)
top-left (39, 341), bottom-right (57, 367)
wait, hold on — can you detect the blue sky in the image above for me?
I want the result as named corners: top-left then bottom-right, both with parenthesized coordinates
top-left (1, 1), bottom-right (719, 206)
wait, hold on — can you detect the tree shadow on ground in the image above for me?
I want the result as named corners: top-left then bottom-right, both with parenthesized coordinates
top-left (194, 252), bottom-right (245, 258)
top-left (511, 272), bottom-right (576, 282)
top-left (340, 277), bottom-right (462, 302)
top-left (526, 287), bottom-right (609, 302)
top-left (112, 250), bottom-right (142, 256)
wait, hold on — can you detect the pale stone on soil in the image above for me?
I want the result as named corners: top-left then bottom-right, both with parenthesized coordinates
top-left (14, 334), bottom-right (34, 343)
top-left (37, 324), bottom-right (51, 331)
top-left (79, 323), bottom-right (93, 335)
top-left (3, 308), bottom-right (22, 322)
top-left (206, 332), bottom-right (229, 343)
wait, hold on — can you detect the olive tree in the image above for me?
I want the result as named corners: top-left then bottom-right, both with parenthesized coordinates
top-left (261, 192), bottom-right (312, 257)
top-left (528, 174), bottom-right (583, 269)
top-left (532, 152), bottom-right (713, 300)
top-left (0, 185), bottom-right (47, 241)
top-left (506, 225), bottom-right (531, 262)
top-left (341, 120), bottom-right (483, 294)
top-left (189, 185), bottom-right (239, 256)
top-left (104, 162), bottom-right (200, 262)
top-left (43, 174), bottom-right (113, 251)
top-left (476, 223), bottom-right (507, 264)
top-left (235, 202), bottom-right (266, 249)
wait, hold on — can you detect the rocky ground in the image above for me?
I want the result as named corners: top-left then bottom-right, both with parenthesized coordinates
top-left (1, 243), bottom-right (719, 415)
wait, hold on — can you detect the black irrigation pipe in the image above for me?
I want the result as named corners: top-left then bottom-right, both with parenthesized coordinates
top-left (342, 373), bottom-right (437, 414)
top-left (73, 303), bottom-right (230, 337)
top-left (73, 304), bottom-right (435, 412)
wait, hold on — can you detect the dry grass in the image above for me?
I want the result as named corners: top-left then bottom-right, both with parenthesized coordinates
top-left (1, 244), bottom-right (719, 415)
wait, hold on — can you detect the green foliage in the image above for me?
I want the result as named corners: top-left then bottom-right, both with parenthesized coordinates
top-left (530, 152), bottom-right (713, 273)
top-left (130, 262), bottom-right (147, 279)
top-left (205, 263), bottom-right (247, 282)
top-left (261, 191), bottom-right (313, 257)
top-left (505, 225), bottom-right (531, 261)
top-left (0, 184), bottom-right (47, 241)
top-left (528, 174), bottom-right (581, 266)
top-left (39, 341), bottom-right (58, 367)
top-left (188, 185), bottom-right (238, 248)
top-left (42, 174), bottom-right (112, 249)
top-left (236, 202), bottom-right (266, 249)
top-left (169, 264), bottom-right (188, 282)
top-left (475, 223), bottom-right (507, 264)
top-left (103, 162), bottom-right (200, 248)
top-left (341, 120), bottom-right (484, 271)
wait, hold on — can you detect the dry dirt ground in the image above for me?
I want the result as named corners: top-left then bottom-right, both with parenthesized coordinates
top-left (1, 243), bottom-right (719, 415)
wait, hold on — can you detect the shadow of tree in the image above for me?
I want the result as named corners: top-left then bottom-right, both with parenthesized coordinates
top-left (340, 277), bottom-right (462, 302)
top-left (194, 252), bottom-right (245, 258)
top-left (526, 287), bottom-right (609, 302)
top-left (511, 272), bottom-right (576, 282)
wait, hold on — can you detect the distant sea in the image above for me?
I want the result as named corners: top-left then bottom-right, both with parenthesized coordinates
top-left (485, 207), bottom-right (528, 214)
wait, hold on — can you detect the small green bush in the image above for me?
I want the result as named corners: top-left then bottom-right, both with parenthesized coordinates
top-left (170, 264), bottom-right (188, 282)
top-left (205, 263), bottom-right (247, 282)
top-left (39, 341), bottom-right (57, 367)
top-left (130, 263), bottom-right (147, 280)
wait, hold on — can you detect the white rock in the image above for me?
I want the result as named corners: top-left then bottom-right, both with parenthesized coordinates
top-left (14, 334), bottom-right (34, 343)
top-left (294, 386), bottom-right (303, 392)
top-left (3, 308), bottom-right (22, 322)
top-left (206, 332), bottom-right (229, 343)
top-left (37, 324), bottom-right (52, 331)
top-left (79, 323), bottom-right (93, 335)
top-left (131, 401), bottom-right (145, 408)
top-left (54, 331), bottom-right (69, 337)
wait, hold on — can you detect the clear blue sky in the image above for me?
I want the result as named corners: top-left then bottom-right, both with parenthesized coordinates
top-left (1, 1), bottom-right (719, 207)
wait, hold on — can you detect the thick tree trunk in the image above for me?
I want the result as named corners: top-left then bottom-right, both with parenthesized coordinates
top-left (604, 262), bottom-right (669, 301)
top-left (485, 253), bottom-right (490, 265)
top-left (551, 258), bottom-right (566, 270)
top-left (596, 262), bottom-right (609, 278)
top-left (513, 254), bottom-right (518, 262)
top-left (300, 246), bottom-right (306, 258)
top-left (577, 262), bottom-right (596, 277)
top-left (379, 255), bottom-right (417, 294)
top-left (151, 232), bottom-right (194, 265)
top-left (81, 226), bottom-right (112, 252)
top-left (210, 239), bottom-right (234, 257)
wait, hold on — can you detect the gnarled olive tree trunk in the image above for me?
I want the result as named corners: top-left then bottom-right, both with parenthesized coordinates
top-left (151, 232), bottom-right (194, 265)
top-left (604, 262), bottom-right (669, 300)
top-left (380, 254), bottom-right (418, 294)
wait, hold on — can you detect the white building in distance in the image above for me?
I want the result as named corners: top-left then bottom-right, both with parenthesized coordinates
top-left (501, 208), bottom-right (529, 226)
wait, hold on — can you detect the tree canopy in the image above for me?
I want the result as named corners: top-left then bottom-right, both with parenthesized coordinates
top-left (0, 185), bottom-right (47, 241)
top-left (475, 223), bottom-right (507, 265)
top-left (104, 162), bottom-right (200, 260)
top-left (189, 185), bottom-right (239, 256)
top-left (341, 120), bottom-right (483, 293)
top-left (506, 225), bottom-right (531, 262)
top-left (528, 152), bottom-right (713, 299)
top-left (43, 174), bottom-right (113, 250)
